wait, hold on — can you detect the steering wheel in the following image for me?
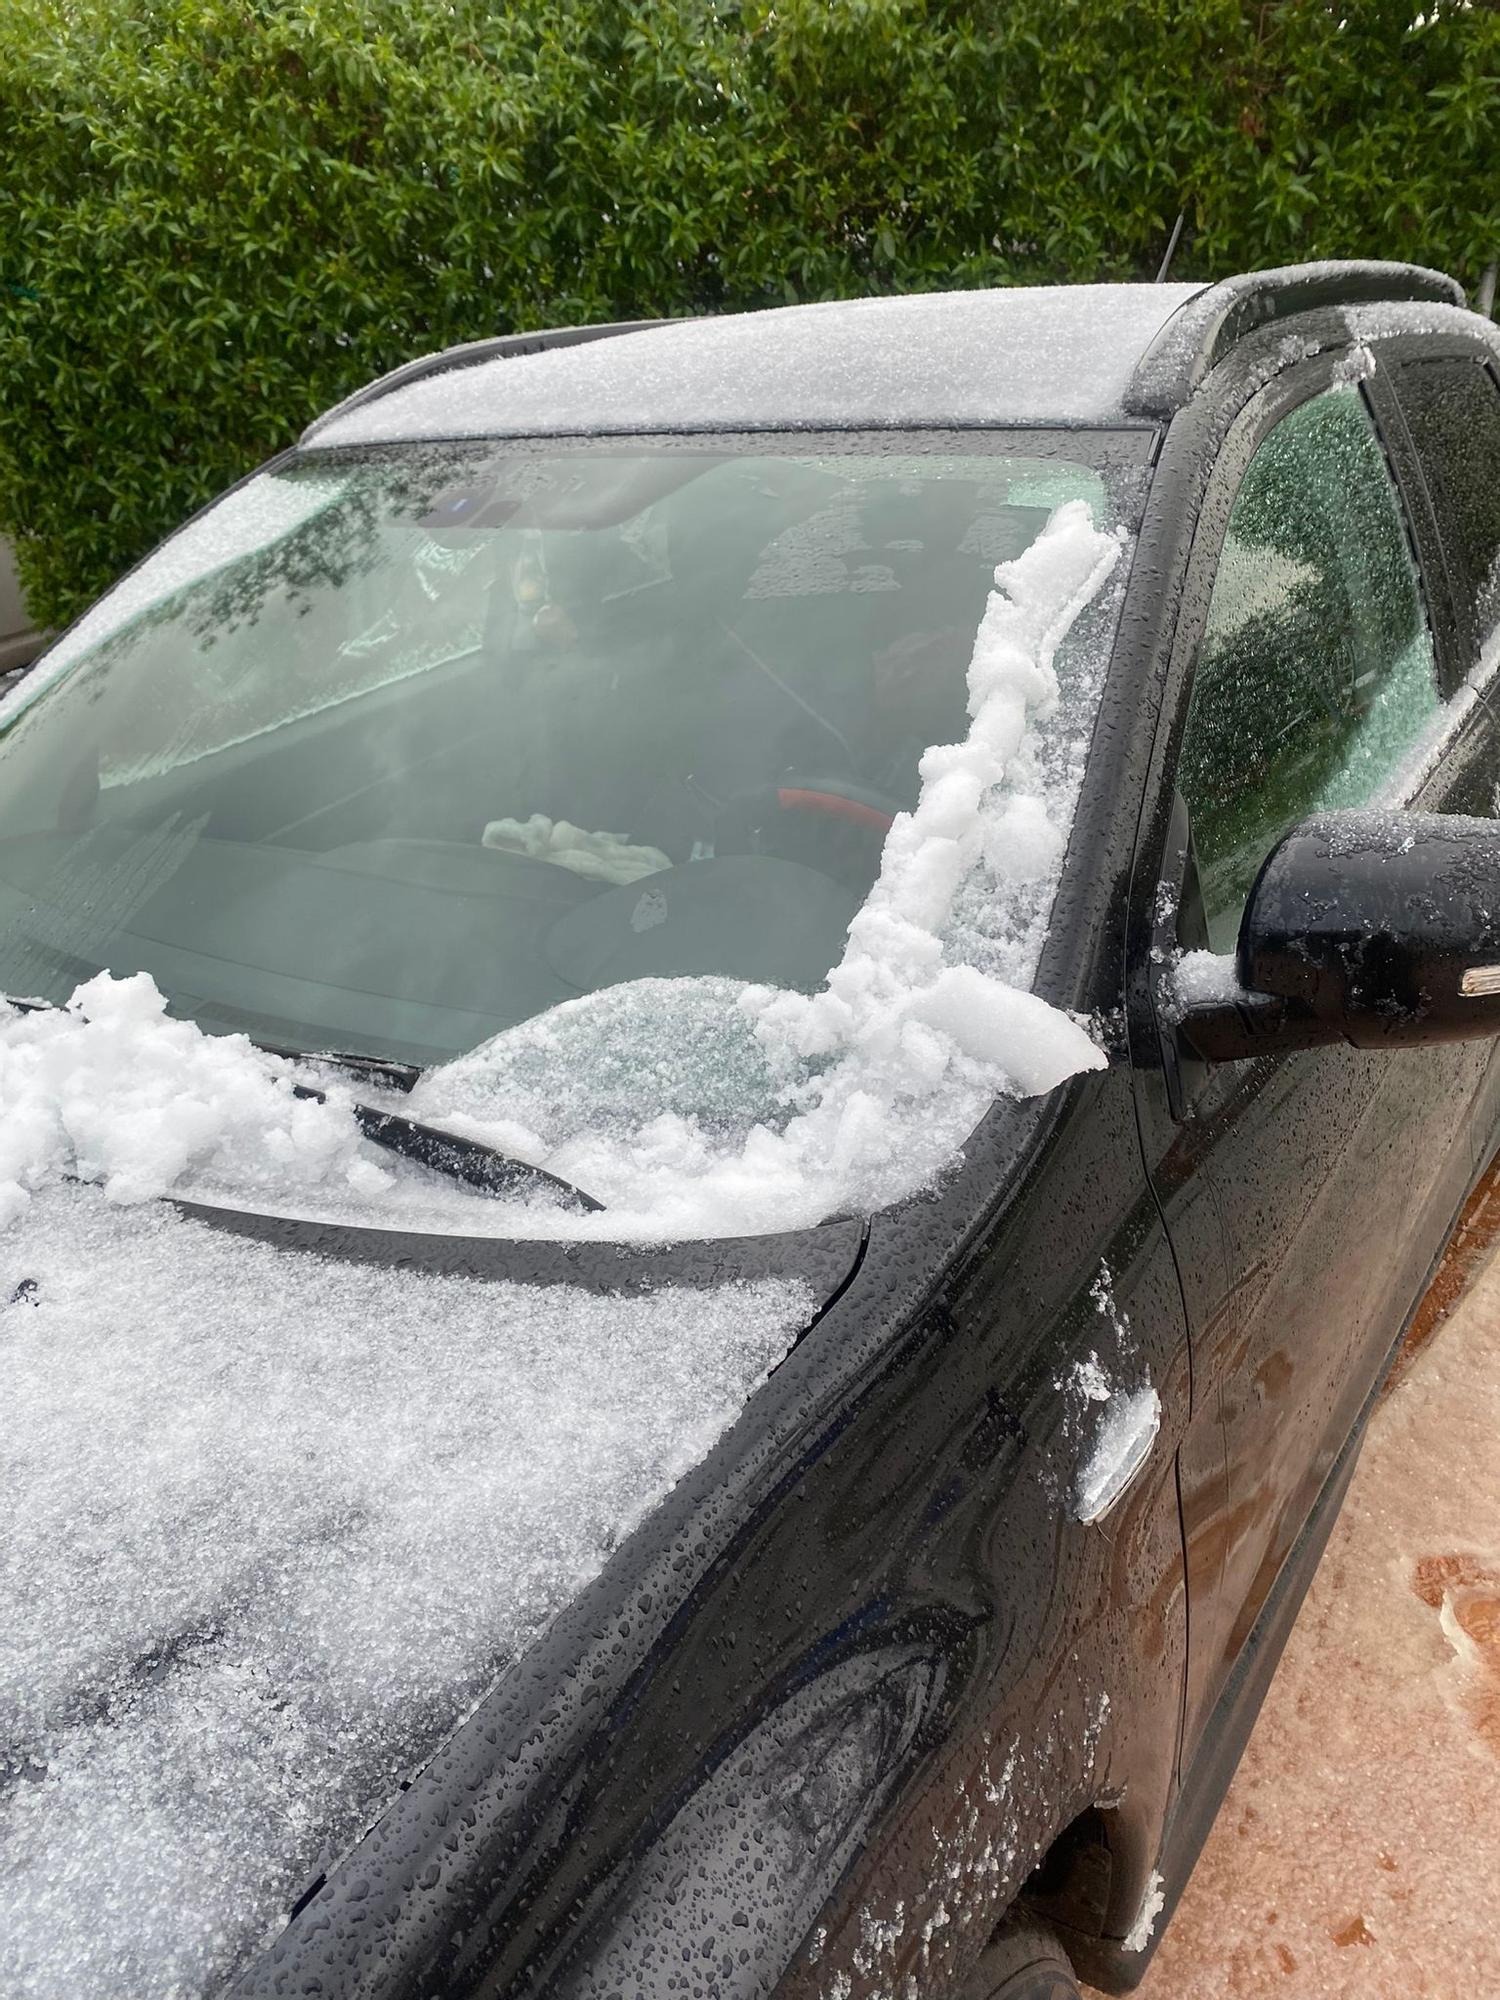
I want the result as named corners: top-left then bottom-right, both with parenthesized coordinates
top-left (714, 776), bottom-right (902, 887)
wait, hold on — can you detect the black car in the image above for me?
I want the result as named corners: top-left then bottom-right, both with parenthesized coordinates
top-left (4, 261), bottom-right (1500, 2000)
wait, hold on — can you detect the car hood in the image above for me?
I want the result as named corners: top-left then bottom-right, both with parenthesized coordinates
top-left (0, 1183), bottom-right (859, 2000)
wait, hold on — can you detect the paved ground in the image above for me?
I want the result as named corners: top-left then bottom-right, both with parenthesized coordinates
top-left (1085, 1239), bottom-right (1500, 1998)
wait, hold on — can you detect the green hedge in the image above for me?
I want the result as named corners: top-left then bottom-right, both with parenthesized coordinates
top-left (1, 0), bottom-right (1496, 628)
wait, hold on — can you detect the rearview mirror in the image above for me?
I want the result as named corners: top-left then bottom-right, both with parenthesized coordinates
top-left (1179, 810), bottom-right (1500, 1062)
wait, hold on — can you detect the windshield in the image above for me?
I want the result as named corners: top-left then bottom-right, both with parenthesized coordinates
top-left (0, 434), bottom-right (1142, 1063)
top-left (0, 433), bottom-right (1146, 1237)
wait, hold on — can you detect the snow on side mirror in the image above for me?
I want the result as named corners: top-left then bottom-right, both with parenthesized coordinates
top-left (1179, 809), bottom-right (1500, 1062)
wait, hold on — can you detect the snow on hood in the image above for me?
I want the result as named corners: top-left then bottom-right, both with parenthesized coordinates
top-left (0, 1186), bottom-right (815, 1998)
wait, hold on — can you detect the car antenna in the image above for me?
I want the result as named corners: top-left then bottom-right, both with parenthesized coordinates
top-left (1155, 210), bottom-right (1186, 284)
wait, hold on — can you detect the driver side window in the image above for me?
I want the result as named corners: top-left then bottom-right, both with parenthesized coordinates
top-left (1179, 384), bottom-right (1439, 953)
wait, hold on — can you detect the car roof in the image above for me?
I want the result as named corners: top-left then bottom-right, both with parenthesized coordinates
top-left (302, 262), bottom-right (1466, 452)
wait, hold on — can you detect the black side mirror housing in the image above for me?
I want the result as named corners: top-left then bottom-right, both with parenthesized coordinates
top-left (1179, 810), bottom-right (1500, 1062)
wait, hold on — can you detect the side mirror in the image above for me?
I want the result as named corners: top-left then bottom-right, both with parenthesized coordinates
top-left (1179, 810), bottom-right (1500, 1062)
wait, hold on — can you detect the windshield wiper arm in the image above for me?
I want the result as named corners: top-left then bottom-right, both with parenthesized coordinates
top-left (291, 1083), bottom-right (605, 1214)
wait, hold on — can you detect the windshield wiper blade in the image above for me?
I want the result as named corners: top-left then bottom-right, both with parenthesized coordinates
top-left (0, 996), bottom-right (604, 1208)
top-left (254, 1041), bottom-right (424, 1094)
top-left (0, 1001), bottom-right (601, 1211)
top-left (291, 1083), bottom-right (605, 1214)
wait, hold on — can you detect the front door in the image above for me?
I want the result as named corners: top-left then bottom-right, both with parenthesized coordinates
top-left (1140, 363), bottom-right (1499, 1748)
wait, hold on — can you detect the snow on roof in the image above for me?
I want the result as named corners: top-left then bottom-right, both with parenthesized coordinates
top-left (1343, 296), bottom-right (1500, 357)
top-left (306, 285), bottom-right (1205, 450)
top-left (0, 1185), bottom-right (814, 1997)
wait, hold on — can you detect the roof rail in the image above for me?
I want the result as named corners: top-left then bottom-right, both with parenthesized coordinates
top-left (299, 319), bottom-right (668, 446)
top-left (1124, 261), bottom-right (1466, 417)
